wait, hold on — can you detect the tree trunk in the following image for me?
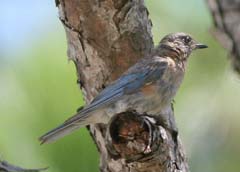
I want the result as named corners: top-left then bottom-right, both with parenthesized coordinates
top-left (55, 0), bottom-right (189, 171)
top-left (207, 0), bottom-right (240, 74)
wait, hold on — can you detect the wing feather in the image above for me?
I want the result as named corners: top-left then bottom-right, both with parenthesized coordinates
top-left (39, 59), bottom-right (168, 144)
top-left (73, 59), bottom-right (168, 118)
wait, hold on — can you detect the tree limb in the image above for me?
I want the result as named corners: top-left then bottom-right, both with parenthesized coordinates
top-left (207, 0), bottom-right (240, 74)
top-left (0, 159), bottom-right (47, 172)
top-left (56, 0), bottom-right (189, 171)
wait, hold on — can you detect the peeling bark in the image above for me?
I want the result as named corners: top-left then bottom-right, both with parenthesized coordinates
top-left (207, 0), bottom-right (240, 74)
top-left (56, 0), bottom-right (189, 171)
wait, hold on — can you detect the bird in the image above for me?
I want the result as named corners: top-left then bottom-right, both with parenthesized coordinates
top-left (39, 32), bottom-right (208, 144)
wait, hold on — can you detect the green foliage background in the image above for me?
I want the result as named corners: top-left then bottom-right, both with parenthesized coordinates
top-left (1, 0), bottom-right (240, 172)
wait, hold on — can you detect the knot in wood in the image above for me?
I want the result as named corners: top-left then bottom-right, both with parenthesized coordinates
top-left (106, 111), bottom-right (161, 162)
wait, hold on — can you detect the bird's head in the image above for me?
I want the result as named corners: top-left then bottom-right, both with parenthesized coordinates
top-left (156, 32), bottom-right (208, 61)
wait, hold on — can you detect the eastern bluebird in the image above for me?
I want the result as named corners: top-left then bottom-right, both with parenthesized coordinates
top-left (39, 32), bottom-right (207, 144)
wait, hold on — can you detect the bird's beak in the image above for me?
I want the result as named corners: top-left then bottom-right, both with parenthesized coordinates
top-left (194, 43), bottom-right (208, 49)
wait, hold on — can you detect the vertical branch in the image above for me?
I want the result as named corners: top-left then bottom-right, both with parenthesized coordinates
top-left (56, 0), bottom-right (189, 171)
top-left (207, 0), bottom-right (240, 74)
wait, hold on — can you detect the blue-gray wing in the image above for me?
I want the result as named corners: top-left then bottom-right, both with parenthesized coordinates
top-left (77, 59), bottom-right (168, 116)
top-left (39, 59), bottom-right (168, 144)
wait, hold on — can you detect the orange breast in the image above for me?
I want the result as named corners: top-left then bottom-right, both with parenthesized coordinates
top-left (140, 82), bottom-right (157, 96)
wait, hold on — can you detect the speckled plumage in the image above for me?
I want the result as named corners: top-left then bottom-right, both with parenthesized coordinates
top-left (39, 32), bottom-right (207, 144)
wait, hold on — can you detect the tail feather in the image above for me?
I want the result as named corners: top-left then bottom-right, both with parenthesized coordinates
top-left (39, 104), bottom-right (106, 144)
top-left (39, 115), bottom-right (90, 144)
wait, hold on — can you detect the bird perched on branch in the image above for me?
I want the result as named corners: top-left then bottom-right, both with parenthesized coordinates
top-left (39, 32), bottom-right (207, 144)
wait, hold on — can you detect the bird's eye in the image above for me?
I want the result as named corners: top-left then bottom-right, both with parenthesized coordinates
top-left (182, 36), bottom-right (191, 44)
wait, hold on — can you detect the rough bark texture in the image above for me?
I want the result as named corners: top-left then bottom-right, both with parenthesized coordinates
top-left (56, 0), bottom-right (189, 171)
top-left (207, 0), bottom-right (240, 74)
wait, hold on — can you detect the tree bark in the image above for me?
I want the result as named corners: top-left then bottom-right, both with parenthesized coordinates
top-left (207, 0), bottom-right (240, 74)
top-left (55, 0), bottom-right (189, 171)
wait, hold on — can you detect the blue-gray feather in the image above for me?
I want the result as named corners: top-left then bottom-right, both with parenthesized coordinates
top-left (39, 32), bottom-right (207, 144)
top-left (84, 60), bottom-right (168, 113)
